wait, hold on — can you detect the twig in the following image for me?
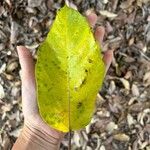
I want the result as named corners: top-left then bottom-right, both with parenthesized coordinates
top-left (68, 130), bottom-right (72, 150)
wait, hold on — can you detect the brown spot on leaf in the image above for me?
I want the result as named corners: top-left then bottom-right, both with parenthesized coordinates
top-left (77, 102), bottom-right (82, 108)
top-left (88, 58), bottom-right (93, 63)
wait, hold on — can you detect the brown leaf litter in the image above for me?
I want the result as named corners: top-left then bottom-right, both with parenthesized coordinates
top-left (0, 0), bottom-right (150, 149)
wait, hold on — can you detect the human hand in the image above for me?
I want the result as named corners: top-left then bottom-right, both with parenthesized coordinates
top-left (13, 12), bottom-right (113, 150)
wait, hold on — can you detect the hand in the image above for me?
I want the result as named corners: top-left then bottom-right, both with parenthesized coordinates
top-left (13, 12), bottom-right (113, 150)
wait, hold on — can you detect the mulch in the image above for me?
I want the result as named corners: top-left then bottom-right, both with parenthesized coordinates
top-left (0, 0), bottom-right (150, 149)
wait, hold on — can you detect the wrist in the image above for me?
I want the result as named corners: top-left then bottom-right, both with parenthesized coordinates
top-left (13, 117), bottom-right (65, 150)
top-left (23, 124), bottom-right (60, 149)
top-left (25, 115), bottom-right (64, 141)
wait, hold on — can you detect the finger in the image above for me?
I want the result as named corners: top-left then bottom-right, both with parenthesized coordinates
top-left (17, 46), bottom-right (35, 82)
top-left (17, 46), bottom-right (38, 117)
top-left (94, 26), bottom-right (105, 45)
top-left (86, 10), bottom-right (97, 28)
top-left (103, 50), bottom-right (113, 73)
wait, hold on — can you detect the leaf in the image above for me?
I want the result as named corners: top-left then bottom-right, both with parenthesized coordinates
top-left (0, 84), bottom-right (5, 99)
top-left (119, 78), bottom-right (130, 90)
top-left (35, 5), bottom-right (105, 132)
top-left (100, 10), bottom-right (117, 18)
top-left (113, 133), bottom-right (130, 142)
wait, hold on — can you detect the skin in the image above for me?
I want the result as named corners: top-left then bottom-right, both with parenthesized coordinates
top-left (12, 12), bottom-right (113, 150)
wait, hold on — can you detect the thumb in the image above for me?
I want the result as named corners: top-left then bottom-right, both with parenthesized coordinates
top-left (17, 46), bottom-right (38, 118)
top-left (17, 46), bottom-right (35, 82)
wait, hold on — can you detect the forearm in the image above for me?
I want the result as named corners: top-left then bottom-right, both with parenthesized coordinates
top-left (12, 123), bottom-right (62, 150)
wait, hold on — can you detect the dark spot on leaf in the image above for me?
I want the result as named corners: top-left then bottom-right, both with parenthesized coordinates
top-left (44, 83), bottom-right (48, 87)
top-left (82, 78), bottom-right (86, 85)
top-left (57, 119), bottom-right (61, 123)
top-left (85, 69), bottom-right (88, 73)
top-left (80, 78), bottom-right (86, 88)
top-left (74, 87), bottom-right (78, 91)
top-left (88, 58), bottom-right (93, 63)
top-left (48, 87), bottom-right (52, 91)
top-left (38, 66), bottom-right (41, 70)
top-left (75, 78), bottom-right (87, 90)
top-left (52, 60), bottom-right (60, 68)
top-left (52, 61), bottom-right (56, 66)
top-left (77, 102), bottom-right (82, 108)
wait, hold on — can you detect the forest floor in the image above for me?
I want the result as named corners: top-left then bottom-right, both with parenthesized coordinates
top-left (0, 0), bottom-right (150, 150)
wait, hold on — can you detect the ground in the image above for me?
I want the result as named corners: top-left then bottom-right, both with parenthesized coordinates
top-left (0, 0), bottom-right (150, 150)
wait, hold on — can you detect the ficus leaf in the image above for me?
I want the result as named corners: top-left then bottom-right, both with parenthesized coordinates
top-left (35, 5), bottom-right (105, 132)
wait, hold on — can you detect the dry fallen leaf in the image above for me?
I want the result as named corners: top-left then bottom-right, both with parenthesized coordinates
top-left (6, 61), bottom-right (18, 72)
top-left (137, 0), bottom-right (150, 7)
top-left (1, 104), bottom-right (12, 112)
top-left (120, 0), bottom-right (135, 9)
top-left (113, 133), bottom-right (130, 142)
top-left (0, 63), bottom-right (6, 74)
top-left (9, 127), bottom-right (22, 137)
top-left (100, 10), bottom-right (117, 18)
top-left (108, 80), bottom-right (116, 94)
top-left (0, 0), bottom-right (150, 149)
top-left (73, 131), bottom-right (81, 147)
top-left (119, 78), bottom-right (130, 90)
top-left (0, 84), bottom-right (5, 99)
top-left (131, 84), bottom-right (140, 97)
top-left (106, 122), bottom-right (118, 133)
top-left (127, 114), bottom-right (136, 126)
top-left (143, 71), bottom-right (150, 86)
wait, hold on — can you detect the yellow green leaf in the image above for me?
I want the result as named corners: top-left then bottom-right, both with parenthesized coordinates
top-left (35, 5), bottom-right (105, 132)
